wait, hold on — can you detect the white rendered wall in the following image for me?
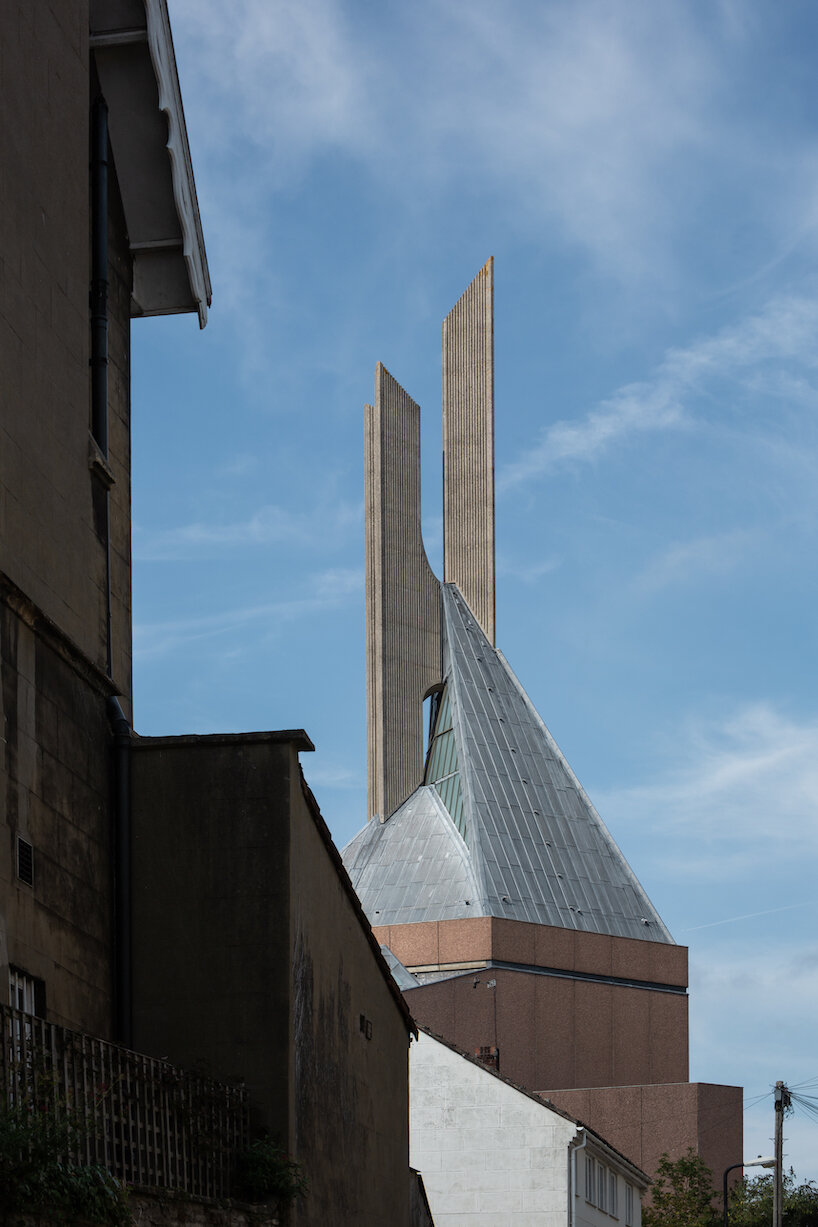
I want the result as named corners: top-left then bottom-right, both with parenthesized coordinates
top-left (410, 1031), bottom-right (576, 1225)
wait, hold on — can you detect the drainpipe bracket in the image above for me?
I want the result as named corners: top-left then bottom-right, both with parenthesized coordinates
top-left (89, 435), bottom-right (116, 488)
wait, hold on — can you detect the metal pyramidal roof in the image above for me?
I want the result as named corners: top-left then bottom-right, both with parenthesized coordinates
top-left (343, 583), bottom-right (674, 944)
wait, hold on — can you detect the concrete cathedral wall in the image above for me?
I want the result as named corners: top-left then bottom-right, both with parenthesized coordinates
top-left (378, 917), bottom-right (689, 1091)
top-left (365, 364), bottom-right (441, 822)
top-left (442, 258), bottom-right (495, 646)
top-left (546, 1082), bottom-right (743, 1201)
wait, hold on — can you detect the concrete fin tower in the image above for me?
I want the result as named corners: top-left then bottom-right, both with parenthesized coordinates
top-left (348, 263), bottom-right (742, 1188)
top-left (365, 363), bottom-right (441, 822)
top-left (442, 258), bottom-right (495, 645)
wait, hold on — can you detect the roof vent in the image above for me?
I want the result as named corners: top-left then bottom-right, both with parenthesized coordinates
top-left (16, 838), bottom-right (33, 887)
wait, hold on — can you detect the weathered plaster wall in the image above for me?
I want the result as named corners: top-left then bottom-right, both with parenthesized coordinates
top-left (130, 734), bottom-right (295, 1140)
top-left (410, 1030), bottom-right (577, 1225)
top-left (0, 4), bottom-right (133, 699)
top-left (0, 582), bottom-right (114, 1036)
top-left (289, 774), bottom-right (412, 1227)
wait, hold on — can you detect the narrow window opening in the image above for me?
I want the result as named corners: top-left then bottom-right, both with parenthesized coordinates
top-left (16, 837), bottom-right (33, 887)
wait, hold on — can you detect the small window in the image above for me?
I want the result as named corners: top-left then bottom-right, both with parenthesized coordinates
top-left (598, 1164), bottom-right (607, 1212)
top-left (609, 1171), bottom-right (618, 1218)
top-left (586, 1155), bottom-right (596, 1203)
top-left (16, 837), bottom-right (33, 886)
top-left (9, 968), bottom-right (37, 1014)
top-left (625, 1183), bottom-right (634, 1226)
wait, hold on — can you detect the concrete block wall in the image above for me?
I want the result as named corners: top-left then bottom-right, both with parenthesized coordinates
top-left (0, 583), bottom-right (114, 1036)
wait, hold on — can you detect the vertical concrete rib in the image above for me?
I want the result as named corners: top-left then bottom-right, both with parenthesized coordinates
top-left (365, 364), bottom-right (442, 821)
top-left (442, 258), bottom-right (495, 645)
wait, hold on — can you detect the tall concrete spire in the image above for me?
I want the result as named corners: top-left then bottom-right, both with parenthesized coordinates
top-left (442, 258), bottom-right (495, 645)
top-left (365, 364), bottom-right (441, 822)
top-left (364, 264), bottom-right (495, 821)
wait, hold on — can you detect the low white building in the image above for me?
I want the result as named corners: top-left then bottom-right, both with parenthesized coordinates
top-left (410, 1029), bottom-right (648, 1227)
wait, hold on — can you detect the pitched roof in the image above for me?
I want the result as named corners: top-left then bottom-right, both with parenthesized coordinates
top-left (416, 1024), bottom-right (651, 1188)
top-left (343, 583), bottom-right (673, 944)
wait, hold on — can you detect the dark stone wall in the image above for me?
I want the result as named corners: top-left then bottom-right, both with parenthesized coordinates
top-left (0, 2), bottom-right (133, 705)
top-left (289, 779), bottom-right (411, 1227)
top-left (130, 735), bottom-right (293, 1143)
top-left (0, 584), bottom-right (114, 1036)
top-left (130, 734), bottom-right (413, 1227)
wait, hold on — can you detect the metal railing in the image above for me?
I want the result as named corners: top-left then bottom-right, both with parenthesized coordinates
top-left (0, 1003), bottom-right (249, 1199)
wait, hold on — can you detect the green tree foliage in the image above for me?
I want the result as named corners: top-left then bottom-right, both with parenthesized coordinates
top-left (235, 1136), bottom-right (308, 1203)
top-left (643, 1150), bottom-right (720, 1227)
top-left (0, 1101), bottom-right (129, 1225)
top-left (729, 1170), bottom-right (818, 1227)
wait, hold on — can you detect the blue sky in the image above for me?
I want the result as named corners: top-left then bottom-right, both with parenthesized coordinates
top-left (133, 0), bottom-right (818, 1178)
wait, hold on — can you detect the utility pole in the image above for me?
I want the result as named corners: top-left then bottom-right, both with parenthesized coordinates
top-left (773, 1081), bottom-right (791, 1227)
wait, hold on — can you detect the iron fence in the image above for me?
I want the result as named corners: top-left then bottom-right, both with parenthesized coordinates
top-left (0, 1002), bottom-right (249, 1199)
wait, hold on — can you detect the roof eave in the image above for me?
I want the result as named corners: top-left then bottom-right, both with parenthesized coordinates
top-left (91, 0), bottom-right (211, 327)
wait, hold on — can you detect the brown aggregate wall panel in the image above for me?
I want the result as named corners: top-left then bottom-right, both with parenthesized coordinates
top-left (612, 986), bottom-right (652, 1087)
top-left (406, 963), bottom-right (685, 1093)
top-left (543, 1082), bottom-right (741, 1190)
top-left (365, 365), bottom-right (441, 821)
top-left (648, 989), bottom-right (689, 1083)
top-left (373, 922), bottom-right (441, 969)
top-left (533, 975), bottom-right (576, 1089)
top-left (442, 258), bottom-right (495, 644)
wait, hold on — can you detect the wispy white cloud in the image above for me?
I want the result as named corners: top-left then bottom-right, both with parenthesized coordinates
top-left (167, 0), bottom-right (769, 287)
top-left (633, 528), bottom-right (758, 594)
top-left (599, 702), bottom-right (818, 878)
top-left (498, 555), bottom-right (562, 585)
top-left (134, 566), bottom-right (362, 659)
top-left (134, 499), bottom-right (362, 561)
top-left (498, 381), bottom-right (685, 490)
top-left (499, 291), bottom-right (818, 491)
top-left (689, 938), bottom-right (818, 1176)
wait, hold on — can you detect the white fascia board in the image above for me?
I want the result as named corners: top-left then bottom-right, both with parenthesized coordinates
top-left (92, 0), bottom-right (211, 327)
top-left (143, 0), bottom-right (211, 327)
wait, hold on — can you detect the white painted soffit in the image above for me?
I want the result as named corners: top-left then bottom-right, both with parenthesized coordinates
top-left (91, 0), bottom-right (211, 327)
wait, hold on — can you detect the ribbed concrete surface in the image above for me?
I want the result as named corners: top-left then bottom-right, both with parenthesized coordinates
top-left (442, 258), bottom-right (495, 645)
top-left (365, 363), bottom-right (442, 821)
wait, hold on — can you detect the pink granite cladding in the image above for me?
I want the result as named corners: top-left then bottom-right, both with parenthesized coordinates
top-left (542, 1083), bottom-right (742, 1191)
top-left (406, 965), bottom-right (689, 1092)
top-left (379, 916), bottom-right (689, 989)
